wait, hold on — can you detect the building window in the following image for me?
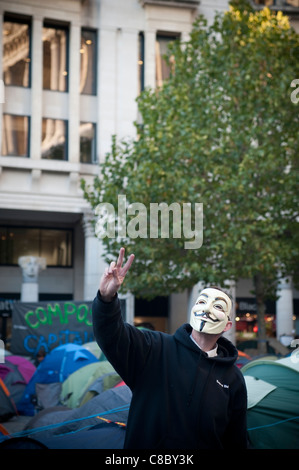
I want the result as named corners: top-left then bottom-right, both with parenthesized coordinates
top-left (3, 14), bottom-right (31, 88)
top-left (253, 1), bottom-right (299, 6)
top-left (1, 114), bottom-right (29, 157)
top-left (41, 118), bottom-right (67, 160)
top-left (80, 122), bottom-right (97, 163)
top-left (156, 33), bottom-right (180, 88)
top-left (0, 226), bottom-right (73, 267)
top-left (80, 29), bottom-right (97, 95)
top-left (43, 22), bottom-right (69, 92)
top-left (138, 32), bottom-right (145, 94)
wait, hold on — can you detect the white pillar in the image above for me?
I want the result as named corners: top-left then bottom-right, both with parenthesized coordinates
top-left (120, 292), bottom-right (135, 325)
top-left (21, 283), bottom-right (39, 302)
top-left (30, 16), bottom-right (43, 160)
top-left (68, 22), bottom-right (80, 163)
top-left (98, 27), bottom-right (118, 159)
top-left (223, 281), bottom-right (236, 346)
top-left (18, 256), bottom-right (46, 302)
top-left (144, 30), bottom-right (156, 89)
top-left (276, 276), bottom-right (294, 345)
top-left (82, 212), bottom-right (106, 301)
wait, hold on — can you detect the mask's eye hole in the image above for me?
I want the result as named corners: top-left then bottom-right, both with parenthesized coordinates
top-left (196, 299), bottom-right (206, 305)
top-left (214, 304), bottom-right (224, 311)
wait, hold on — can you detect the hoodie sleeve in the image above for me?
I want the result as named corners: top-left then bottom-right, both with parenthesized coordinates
top-left (92, 291), bottom-right (152, 389)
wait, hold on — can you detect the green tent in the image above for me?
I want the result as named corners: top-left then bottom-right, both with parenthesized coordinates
top-left (82, 341), bottom-right (106, 361)
top-left (60, 361), bottom-right (121, 408)
top-left (242, 356), bottom-right (299, 449)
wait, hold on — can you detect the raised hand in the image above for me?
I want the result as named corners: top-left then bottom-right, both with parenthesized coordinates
top-left (99, 247), bottom-right (135, 302)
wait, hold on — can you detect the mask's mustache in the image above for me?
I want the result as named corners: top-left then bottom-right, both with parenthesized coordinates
top-left (194, 311), bottom-right (220, 323)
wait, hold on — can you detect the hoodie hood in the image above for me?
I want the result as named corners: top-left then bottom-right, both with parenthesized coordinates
top-left (174, 323), bottom-right (238, 366)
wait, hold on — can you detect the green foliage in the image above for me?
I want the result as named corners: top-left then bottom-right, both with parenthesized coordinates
top-left (82, 3), bottom-right (299, 307)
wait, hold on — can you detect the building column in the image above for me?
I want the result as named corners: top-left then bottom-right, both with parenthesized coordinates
top-left (223, 281), bottom-right (236, 346)
top-left (82, 212), bottom-right (106, 301)
top-left (144, 30), bottom-right (156, 89)
top-left (30, 16), bottom-right (43, 160)
top-left (276, 276), bottom-right (294, 345)
top-left (68, 22), bottom-right (80, 163)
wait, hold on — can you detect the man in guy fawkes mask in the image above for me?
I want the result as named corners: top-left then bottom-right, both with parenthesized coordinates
top-left (190, 287), bottom-right (232, 335)
top-left (189, 287), bottom-right (233, 357)
top-left (92, 248), bottom-right (248, 449)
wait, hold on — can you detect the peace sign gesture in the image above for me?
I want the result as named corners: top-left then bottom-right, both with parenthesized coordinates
top-left (99, 247), bottom-right (135, 302)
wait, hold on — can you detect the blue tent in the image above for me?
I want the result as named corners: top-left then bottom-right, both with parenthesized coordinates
top-left (18, 344), bottom-right (99, 416)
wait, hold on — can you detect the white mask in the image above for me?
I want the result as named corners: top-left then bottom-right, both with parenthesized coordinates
top-left (190, 287), bottom-right (232, 335)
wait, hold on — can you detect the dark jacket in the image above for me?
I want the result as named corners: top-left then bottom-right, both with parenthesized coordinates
top-left (92, 292), bottom-right (248, 449)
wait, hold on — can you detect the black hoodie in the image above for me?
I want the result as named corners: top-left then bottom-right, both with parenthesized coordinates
top-left (92, 292), bottom-right (248, 449)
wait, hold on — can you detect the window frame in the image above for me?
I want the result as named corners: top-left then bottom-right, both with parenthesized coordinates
top-left (3, 12), bottom-right (32, 89)
top-left (155, 31), bottom-right (180, 87)
top-left (0, 225), bottom-right (74, 268)
top-left (80, 27), bottom-right (97, 96)
top-left (42, 20), bottom-right (70, 93)
top-left (41, 117), bottom-right (68, 161)
top-left (138, 31), bottom-right (145, 94)
top-left (1, 113), bottom-right (30, 157)
top-left (79, 121), bottom-right (97, 164)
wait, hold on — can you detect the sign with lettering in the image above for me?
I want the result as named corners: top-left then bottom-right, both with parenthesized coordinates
top-left (11, 301), bottom-right (94, 356)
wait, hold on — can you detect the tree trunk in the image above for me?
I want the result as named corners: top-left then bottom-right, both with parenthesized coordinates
top-left (254, 273), bottom-right (267, 355)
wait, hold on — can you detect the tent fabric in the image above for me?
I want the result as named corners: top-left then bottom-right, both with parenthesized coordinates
top-left (4, 356), bottom-right (36, 384)
top-left (244, 376), bottom-right (277, 409)
top-left (0, 436), bottom-right (49, 449)
top-left (0, 422), bottom-right (126, 449)
top-left (18, 343), bottom-right (99, 416)
top-left (82, 341), bottom-right (106, 361)
top-left (35, 383), bottom-right (62, 409)
top-left (80, 373), bottom-right (121, 406)
top-left (23, 385), bottom-right (132, 442)
top-left (242, 358), bottom-right (299, 391)
top-left (243, 356), bottom-right (299, 449)
top-left (0, 356), bottom-right (36, 406)
top-left (60, 361), bottom-right (120, 409)
top-left (36, 422), bottom-right (126, 449)
top-left (0, 378), bottom-right (17, 422)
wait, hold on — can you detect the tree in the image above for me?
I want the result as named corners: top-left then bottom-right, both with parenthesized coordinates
top-left (82, 1), bottom-right (299, 352)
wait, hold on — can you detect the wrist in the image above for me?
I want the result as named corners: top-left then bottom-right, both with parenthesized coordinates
top-left (99, 290), bottom-right (117, 303)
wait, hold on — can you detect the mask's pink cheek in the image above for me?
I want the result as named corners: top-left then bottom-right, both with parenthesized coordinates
top-left (213, 311), bottom-right (226, 321)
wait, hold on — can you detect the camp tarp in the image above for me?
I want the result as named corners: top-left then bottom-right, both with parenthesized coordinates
top-left (10, 300), bottom-right (94, 357)
top-left (18, 385), bottom-right (132, 445)
top-left (0, 356), bottom-right (36, 406)
top-left (60, 360), bottom-right (121, 408)
top-left (17, 343), bottom-right (99, 416)
top-left (82, 341), bottom-right (106, 361)
top-left (0, 378), bottom-right (18, 422)
top-left (0, 422), bottom-right (126, 449)
top-left (242, 356), bottom-right (299, 449)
